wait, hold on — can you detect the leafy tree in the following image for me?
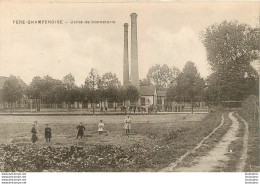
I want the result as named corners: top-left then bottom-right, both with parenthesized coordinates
top-left (139, 78), bottom-right (151, 86)
top-left (166, 84), bottom-right (177, 102)
top-left (101, 72), bottom-right (121, 88)
top-left (117, 86), bottom-right (127, 105)
top-left (2, 76), bottom-right (23, 113)
top-left (104, 86), bottom-right (122, 110)
top-left (204, 73), bottom-right (221, 103)
top-left (202, 20), bottom-right (259, 102)
top-left (84, 69), bottom-right (102, 114)
top-left (167, 61), bottom-right (205, 113)
top-left (62, 73), bottom-right (77, 109)
top-left (68, 87), bottom-right (83, 107)
top-left (99, 72), bottom-right (121, 110)
top-left (50, 83), bottom-right (66, 104)
top-left (125, 85), bottom-right (139, 104)
top-left (83, 86), bottom-right (100, 113)
top-left (147, 64), bottom-right (179, 90)
top-left (62, 73), bottom-right (75, 91)
top-left (85, 69), bottom-right (102, 90)
top-left (27, 76), bottom-right (44, 111)
top-left (27, 76), bottom-right (66, 110)
top-left (41, 75), bottom-right (63, 104)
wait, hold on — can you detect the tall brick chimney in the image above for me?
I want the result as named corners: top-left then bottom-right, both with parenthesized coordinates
top-left (123, 23), bottom-right (129, 87)
top-left (130, 13), bottom-right (139, 90)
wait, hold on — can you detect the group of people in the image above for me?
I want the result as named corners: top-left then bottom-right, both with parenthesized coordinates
top-left (31, 121), bottom-right (52, 143)
top-left (30, 115), bottom-right (132, 143)
top-left (76, 119), bottom-right (105, 139)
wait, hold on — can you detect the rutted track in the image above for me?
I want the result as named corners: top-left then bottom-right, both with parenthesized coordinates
top-left (171, 112), bottom-right (241, 172)
top-left (160, 113), bottom-right (226, 172)
top-left (236, 114), bottom-right (249, 172)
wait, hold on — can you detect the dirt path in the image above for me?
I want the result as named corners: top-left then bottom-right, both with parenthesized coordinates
top-left (160, 113), bottom-right (226, 172)
top-left (236, 114), bottom-right (249, 172)
top-left (161, 112), bottom-right (244, 172)
top-left (171, 112), bottom-right (240, 172)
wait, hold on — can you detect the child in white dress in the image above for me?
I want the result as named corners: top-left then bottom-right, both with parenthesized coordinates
top-left (98, 120), bottom-right (105, 134)
top-left (124, 115), bottom-right (131, 136)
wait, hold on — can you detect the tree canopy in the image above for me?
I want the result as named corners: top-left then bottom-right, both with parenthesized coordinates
top-left (27, 76), bottom-right (66, 110)
top-left (125, 85), bottom-right (139, 103)
top-left (62, 73), bottom-right (75, 91)
top-left (202, 20), bottom-right (259, 102)
top-left (101, 72), bottom-right (121, 88)
top-left (146, 64), bottom-right (180, 90)
top-left (167, 61), bottom-right (205, 104)
top-left (84, 68), bottom-right (102, 90)
top-left (2, 76), bottom-right (23, 112)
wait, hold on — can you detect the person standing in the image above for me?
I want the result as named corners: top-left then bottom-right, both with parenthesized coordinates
top-left (76, 122), bottom-right (86, 139)
top-left (34, 121), bottom-right (38, 131)
top-left (31, 124), bottom-right (38, 143)
top-left (124, 115), bottom-right (131, 136)
top-left (44, 124), bottom-right (52, 143)
top-left (98, 120), bottom-right (105, 134)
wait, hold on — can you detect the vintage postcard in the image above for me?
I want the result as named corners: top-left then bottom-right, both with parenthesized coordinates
top-left (0, 1), bottom-right (259, 178)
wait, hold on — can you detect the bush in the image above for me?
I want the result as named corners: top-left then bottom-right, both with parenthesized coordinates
top-left (239, 95), bottom-right (258, 122)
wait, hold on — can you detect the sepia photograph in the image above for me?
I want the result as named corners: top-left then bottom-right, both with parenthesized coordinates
top-left (0, 1), bottom-right (259, 178)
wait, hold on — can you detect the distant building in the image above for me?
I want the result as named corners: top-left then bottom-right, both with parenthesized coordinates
top-left (0, 76), bottom-right (27, 89)
top-left (138, 86), bottom-right (169, 112)
top-left (157, 90), bottom-right (167, 110)
top-left (139, 86), bottom-right (157, 107)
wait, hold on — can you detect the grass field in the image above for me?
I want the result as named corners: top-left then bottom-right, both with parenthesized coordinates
top-left (0, 112), bottom-right (227, 172)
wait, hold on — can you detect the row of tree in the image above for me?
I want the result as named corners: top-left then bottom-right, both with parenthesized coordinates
top-left (1, 61), bottom-right (200, 112)
top-left (0, 70), bottom-right (139, 112)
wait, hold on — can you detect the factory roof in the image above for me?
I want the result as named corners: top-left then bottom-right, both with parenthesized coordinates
top-left (0, 76), bottom-right (27, 89)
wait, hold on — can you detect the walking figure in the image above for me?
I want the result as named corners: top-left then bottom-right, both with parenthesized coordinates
top-left (124, 115), bottom-right (131, 136)
top-left (31, 124), bottom-right (38, 143)
top-left (45, 124), bottom-right (52, 143)
top-left (98, 120), bottom-right (105, 134)
top-left (76, 122), bottom-right (86, 139)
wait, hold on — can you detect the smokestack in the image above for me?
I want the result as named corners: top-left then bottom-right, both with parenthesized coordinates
top-left (130, 13), bottom-right (139, 90)
top-left (123, 23), bottom-right (129, 87)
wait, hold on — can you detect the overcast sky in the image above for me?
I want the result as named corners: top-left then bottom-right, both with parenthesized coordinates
top-left (0, 2), bottom-right (259, 85)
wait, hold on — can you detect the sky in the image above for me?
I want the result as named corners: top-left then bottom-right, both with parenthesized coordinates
top-left (0, 2), bottom-right (259, 85)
